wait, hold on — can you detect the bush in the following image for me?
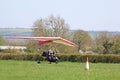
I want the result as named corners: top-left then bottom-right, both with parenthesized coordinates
top-left (0, 53), bottom-right (120, 63)
top-left (0, 53), bottom-right (44, 61)
top-left (57, 54), bottom-right (120, 63)
top-left (0, 54), bottom-right (11, 60)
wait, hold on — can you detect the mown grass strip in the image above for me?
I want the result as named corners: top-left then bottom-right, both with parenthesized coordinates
top-left (0, 60), bottom-right (120, 80)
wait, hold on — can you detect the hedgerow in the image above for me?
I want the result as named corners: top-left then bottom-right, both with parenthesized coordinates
top-left (0, 53), bottom-right (120, 63)
top-left (0, 53), bottom-right (43, 61)
top-left (56, 54), bottom-right (120, 63)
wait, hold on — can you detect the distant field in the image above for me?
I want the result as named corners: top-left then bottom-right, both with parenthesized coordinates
top-left (0, 60), bottom-right (120, 80)
top-left (0, 28), bottom-right (32, 36)
top-left (1, 28), bottom-right (120, 38)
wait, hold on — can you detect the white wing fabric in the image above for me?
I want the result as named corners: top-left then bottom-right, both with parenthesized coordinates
top-left (9, 36), bottom-right (78, 47)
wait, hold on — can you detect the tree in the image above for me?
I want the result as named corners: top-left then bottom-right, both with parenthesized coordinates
top-left (94, 32), bottom-right (114, 54)
top-left (112, 34), bottom-right (120, 54)
top-left (32, 15), bottom-right (70, 38)
top-left (103, 40), bottom-right (113, 54)
top-left (31, 15), bottom-right (74, 52)
top-left (48, 15), bottom-right (70, 38)
top-left (72, 29), bottom-right (92, 51)
top-left (0, 36), bottom-right (4, 45)
top-left (32, 19), bottom-right (50, 36)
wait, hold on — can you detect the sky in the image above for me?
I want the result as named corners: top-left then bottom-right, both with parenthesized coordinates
top-left (0, 0), bottom-right (120, 31)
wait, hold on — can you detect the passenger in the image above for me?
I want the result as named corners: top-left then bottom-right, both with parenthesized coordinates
top-left (48, 49), bottom-right (54, 54)
top-left (48, 49), bottom-right (55, 60)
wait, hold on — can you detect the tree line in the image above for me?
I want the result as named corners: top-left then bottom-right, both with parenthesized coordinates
top-left (1, 15), bottom-right (120, 54)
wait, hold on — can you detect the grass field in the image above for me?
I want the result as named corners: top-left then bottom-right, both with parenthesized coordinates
top-left (0, 60), bottom-right (120, 80)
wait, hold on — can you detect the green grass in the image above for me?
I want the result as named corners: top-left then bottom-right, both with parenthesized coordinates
top-left (0, 60), bottom-right (120, 80)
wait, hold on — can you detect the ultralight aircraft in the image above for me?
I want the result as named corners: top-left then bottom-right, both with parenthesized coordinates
top-left (8, 36), bottom-right (78, 63)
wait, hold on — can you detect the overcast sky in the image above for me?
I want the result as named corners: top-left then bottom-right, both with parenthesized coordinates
top-left (0, 0), bottom-right (120, 31)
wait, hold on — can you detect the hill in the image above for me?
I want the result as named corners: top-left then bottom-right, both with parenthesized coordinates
top-left (0, 28), bottom-right (120, 38)
top-left (0, 28), bottom-right (32, 36)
